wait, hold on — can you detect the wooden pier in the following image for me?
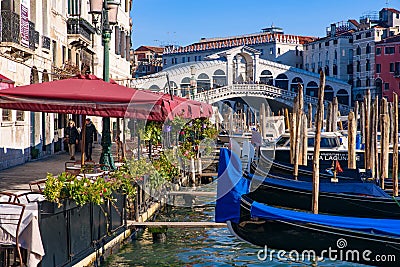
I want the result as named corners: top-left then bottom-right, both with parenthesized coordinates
top-left (127, 220), bottom-right (226, 228)
top-left (167, 191), bottom-right (216, 197)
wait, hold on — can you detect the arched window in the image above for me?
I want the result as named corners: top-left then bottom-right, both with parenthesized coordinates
top-left (306, 81), bottom-right (318, 97)
top-left (290, 77), bottom-right (304, 92)
top-left (275, 74), bottom-right (289, 90)
top-left (333, 64), bottom-right (338, 75)
top-left (366, 43), bottom-right (371, 54)
top-left (180, 77), bottom-right (191, 97)
top-left (366, 77), bottom-right (370, 87)
top-left (164, 81), bottom-right (178, 95)
top-left (260, 70), bottom-right (273, 85)
top-left (324, 85), bottom-right (334, 101)
top-left (356, 46), bottom-right (361, 55)
top-left (197, 73), bottom-right (211, 92)
top-left (149, 84), bottom-right (160, 91)
top-left (366, 59), bottom-right (370, 71)
top-left (213, 69), bottom-right (226, 88)
top-left (324, 66), bottom-right (329, 76)
top-left (375, 78), bottom-right (383, 92)
top-left (356, 78), bottom-right (361, 87)
top-left (336, 89), bottom-right (349, 105)
top-left (356, 61), bottom-right (361, 72)
top-left (334, 50), bottom-right (337, 60)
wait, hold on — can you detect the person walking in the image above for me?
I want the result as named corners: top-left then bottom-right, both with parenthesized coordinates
top-left (65, 120), bottom-right (79, 160)
top-left (84, 118), bottom-right (97, 161)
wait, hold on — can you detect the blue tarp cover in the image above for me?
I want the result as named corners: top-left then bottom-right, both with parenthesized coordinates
top-left (259, 176), bottom-right (390, 198)
top-left (250, 201), bottom-right (400, 237)
top-left (215, 148), bottom-right (250, 223)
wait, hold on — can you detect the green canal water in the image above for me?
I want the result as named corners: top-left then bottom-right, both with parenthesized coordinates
top-left (105, 204), bottom-right (366, 267)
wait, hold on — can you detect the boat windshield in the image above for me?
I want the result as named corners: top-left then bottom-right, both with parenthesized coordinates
top-left (308, 137), bottom-right (339, 148)
top-left (276, 137), bottom-right (290, 147)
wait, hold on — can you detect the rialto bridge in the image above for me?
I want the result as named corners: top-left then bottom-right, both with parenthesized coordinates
top-left (131, 46), bottom-right (351, 115)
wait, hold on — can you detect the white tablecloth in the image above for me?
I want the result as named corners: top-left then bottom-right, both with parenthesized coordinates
top-left (0, 201), bottom-right (45, 267)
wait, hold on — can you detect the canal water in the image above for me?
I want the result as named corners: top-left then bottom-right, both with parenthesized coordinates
top-left (105, 190), bottom-right (365, 267)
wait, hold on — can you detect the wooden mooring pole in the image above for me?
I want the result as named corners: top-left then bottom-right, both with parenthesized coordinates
top-left (348, 111), bottom-right (356, 169)
top-left (393, 93), bottom-right (399, 196)
top-left (312, 71), bottom-right (325, 214)
top-left (380, 113), bottom-right (390, 189)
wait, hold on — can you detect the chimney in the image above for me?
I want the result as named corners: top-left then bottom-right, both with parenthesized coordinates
top-left (331, 23), bottom-right (337, 37)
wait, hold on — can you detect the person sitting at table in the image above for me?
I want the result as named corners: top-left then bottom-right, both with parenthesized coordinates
top-left (84, 118), bottom-right (97, 161)
top-left (65, 120), bottom-right (79, 160)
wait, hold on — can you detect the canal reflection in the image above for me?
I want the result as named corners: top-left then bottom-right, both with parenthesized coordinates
top-left (105, 205), bottom-right (362, 266)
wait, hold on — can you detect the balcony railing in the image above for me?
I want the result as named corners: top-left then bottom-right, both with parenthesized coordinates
top-left (67, 18), bottom-right (95, 42)
top-left (1, 10), bottom-right (36, 51)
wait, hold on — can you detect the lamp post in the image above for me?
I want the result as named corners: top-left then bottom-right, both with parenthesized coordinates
top-left (89, 0), bottom-right (120, 169)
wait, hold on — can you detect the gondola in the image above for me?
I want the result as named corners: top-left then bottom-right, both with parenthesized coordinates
top-left (245, 172), bottom-right (400, 218)
top-left (253, 131), bottom-right (372, 182)
top-left (216, 148), bottom-right (400, 266)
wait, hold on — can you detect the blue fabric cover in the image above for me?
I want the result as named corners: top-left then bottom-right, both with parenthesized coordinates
top-left (250, 201), bottom-right (400, 237)
top-left (261, 176), bottom-right (390, 198)
top-left (215, 148), bottom-right (250, 223)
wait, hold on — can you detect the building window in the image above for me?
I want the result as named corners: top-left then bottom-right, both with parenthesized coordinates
top-left (260, 49), bottom-right (264, 55)
top-left (356, 34), bottom-right (361, 40)
top-left (2, 109), bottom-right (11, 121)
top-left (384, 83), bottom-right (390, 91)
top-left (52, 40), bottom-right (57, 65)
top-left (68, 0), bottom-right (81, 16)
top-left (333, 39), bottom-right (338, 45)
top-left (356, 46), bottom-right (361, 55)
top-left (187, 56), bottom-right (190, 62)
top-left (16, 111), bottom-right (24, 121)
top-left (376, 47), bottom-right (381, 55)
top-left (269, 48), bottom-right (273, 55)
top-left (62, 46), bottom-right (66, 64)
top-left (319, 43), bottom-right (322, 48)
top-left (385, 47), bottom-right (395, 54)
top-left (349, 39), bottom-right (353, 43)
top-left (333, 64), bottom-right (338, 75)
top-left (366, 32), bottom-right (372, 38)
top-left (376, 64), bottom-right (381, 73)
top-left (356, 78), bottom-right (361, 87)
top-left (366, 60), bottom-right (370, 71)
top-left (366, 44), bottom-right (371, 54)
top-left (325, 41), bottom-right (329, 46)
top-left (356, 61), bottom-right (361, 72)
top-left (366, 78), bottom-right (370, 87)
top-left (182, 57), bottom-right (185, 63)
top-left (278, 48), bottom-right (281, 54)
top-left (390, 63), bottom-right (395, 72)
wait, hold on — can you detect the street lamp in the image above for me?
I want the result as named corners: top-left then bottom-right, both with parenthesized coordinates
top-left (89, 0), bottom-right (121, 169)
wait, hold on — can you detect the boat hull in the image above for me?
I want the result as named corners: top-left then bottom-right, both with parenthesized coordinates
top-left (229, 199), bottom-right (400, 266)
top-left (245, 182), bottom-right (400, 218)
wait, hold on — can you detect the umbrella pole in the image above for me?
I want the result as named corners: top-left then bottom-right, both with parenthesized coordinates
top-left (81, 115), bottom-right (87, 166)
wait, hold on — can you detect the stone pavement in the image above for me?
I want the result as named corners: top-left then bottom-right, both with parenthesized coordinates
top-left (0, 143), bottom-right (107, 192)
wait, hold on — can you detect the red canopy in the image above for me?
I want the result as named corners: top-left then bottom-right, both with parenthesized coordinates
top-left (0, 74), bottom-right (213, 121)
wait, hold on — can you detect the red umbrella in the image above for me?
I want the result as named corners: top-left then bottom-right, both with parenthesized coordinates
top-left (0, 74), bottom-right (169, 121)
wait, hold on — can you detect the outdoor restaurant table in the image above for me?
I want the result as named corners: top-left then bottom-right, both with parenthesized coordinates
top-left (0, 193), bottom-right (45, 267)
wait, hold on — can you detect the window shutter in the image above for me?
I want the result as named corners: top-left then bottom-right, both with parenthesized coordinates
top-left (115, 26), bottom-right (120, 55)
top-left (125, 35), bottom-right (131, 60)
top-left (120, 31), bottom-right (126, 58)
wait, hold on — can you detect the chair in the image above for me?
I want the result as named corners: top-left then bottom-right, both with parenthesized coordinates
top-left (0, 202), bottom-right (26, 267)
top-left (28, 179), bottom-right (47, 193)
top-left (17, 192), bottom-right (44, 204)
top-left (0, 192), bottom-right (19, 203)
top-left (65, 161), bottom-right (81, 175)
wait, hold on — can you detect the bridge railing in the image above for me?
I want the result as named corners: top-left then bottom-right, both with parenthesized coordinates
top-left (193, 84), bottom-right (351, 114)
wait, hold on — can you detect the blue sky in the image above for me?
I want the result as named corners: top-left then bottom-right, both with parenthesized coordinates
top-left (131, 0), bottom-right (400, 49)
